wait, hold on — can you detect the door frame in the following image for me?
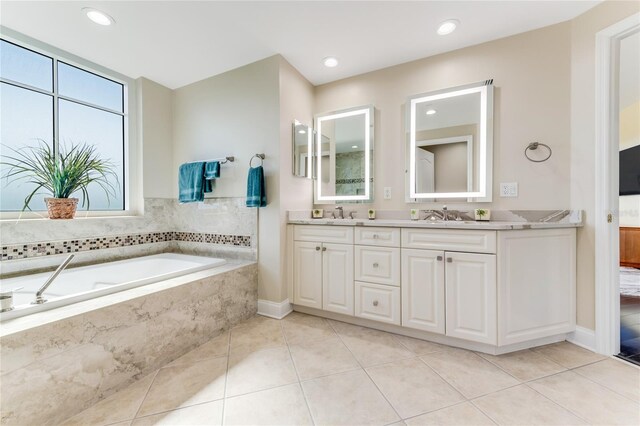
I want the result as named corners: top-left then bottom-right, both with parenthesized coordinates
top-left (594, 13), bottom-right (640, 355)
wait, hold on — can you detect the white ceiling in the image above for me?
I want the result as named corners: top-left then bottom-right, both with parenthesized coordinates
top-left (1, 1), bottom-right (601, 89)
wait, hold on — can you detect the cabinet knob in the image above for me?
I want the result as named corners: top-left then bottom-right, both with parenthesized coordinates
top-left (316, 246), bottom-right (321, 251)
top-left (373, 234), bottom-right (378, 239)
top-left (373, 262), bottom-right (379, 268)
top-left (373, 300), bottom-right (379, 306)
top-left (447, 257), bottom-right (453, 263)
top-left (322, 247), bottom-right (327, 252)
top-left (437, 256), bottom-right (443, 261)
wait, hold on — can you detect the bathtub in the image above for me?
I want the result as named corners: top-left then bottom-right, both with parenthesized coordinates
top-left (0, 253), bottom-right (226, 321)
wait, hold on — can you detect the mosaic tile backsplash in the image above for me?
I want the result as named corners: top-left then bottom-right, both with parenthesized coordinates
top-left (1, 231), bottom-right (252, 261)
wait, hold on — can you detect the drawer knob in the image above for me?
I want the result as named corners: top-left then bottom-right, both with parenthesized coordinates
top-left (322, 247), bottom-right (327, 252)
top-left (316, 246), bottom-right (321, 251)
top-left (373, 262), bottom-right (379, 268)
top-left (373, 234), bottom-right (379, 239)
top-left (373, 300), bottom-right (379, 306)
top-left (437, 256), bottom-right (443, 261)
top-left (447, 257), bottom-right (453, 263)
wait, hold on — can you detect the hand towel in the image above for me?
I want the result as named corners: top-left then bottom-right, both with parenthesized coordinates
top-left (246, 165), bottom-right (266, 207)
top-left (204, 161), bottom-right (220, 193)
top-left (178, 162), bottom-right (206, 203)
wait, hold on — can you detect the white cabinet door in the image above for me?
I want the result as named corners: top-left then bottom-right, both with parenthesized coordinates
top-left (293, 241), bottom-right (323, 309)
top-left (401, 249), bottom-right (445, 334)
top-left (445, 252), bottom-right (497, 344)
top-left (322, 243), bottom-right (354, 315)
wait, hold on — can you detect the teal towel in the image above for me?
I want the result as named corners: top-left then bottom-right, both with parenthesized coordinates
top-left (246, 166), bottom-right (266, 207)
top-left (204, 161), bottom-right (220, 193)
top-left (179, 162), bottom-right (206, 203)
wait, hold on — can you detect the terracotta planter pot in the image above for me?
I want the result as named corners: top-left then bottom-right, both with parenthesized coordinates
top-left (45, 198), bottom-right (78, 219)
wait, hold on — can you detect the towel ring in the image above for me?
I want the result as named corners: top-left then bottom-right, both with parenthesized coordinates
top-left (250, 153), bottom-right (265, 168)
top-left (524, 142), bottom-right (552, 163)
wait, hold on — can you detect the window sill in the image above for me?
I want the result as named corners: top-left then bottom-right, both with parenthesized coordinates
top-left (0, 211), bottom-right (143, 222)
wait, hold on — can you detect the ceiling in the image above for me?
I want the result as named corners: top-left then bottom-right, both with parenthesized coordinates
top-left (1, 1), bottom-right (601, 89)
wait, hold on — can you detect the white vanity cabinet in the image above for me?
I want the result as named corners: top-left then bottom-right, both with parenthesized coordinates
top-left (292, 226), bottom-right (354, 315)
top-left (289, 223), bottom-right (577, 354)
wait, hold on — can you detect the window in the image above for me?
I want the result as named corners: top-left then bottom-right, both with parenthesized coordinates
top-left (0, 38), bottom-right (128, 212)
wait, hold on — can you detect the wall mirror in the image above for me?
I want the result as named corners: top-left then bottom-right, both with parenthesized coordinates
top-left (407, 80), bottom-right (493, 201)
top-left (292, 120), bottom-right (313, 178)
top-left (315, 105), bottom-right (374, 203)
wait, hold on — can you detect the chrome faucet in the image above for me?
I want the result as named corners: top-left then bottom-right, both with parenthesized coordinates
top-left (334, 206), bottom-right (344, 219)
top-left (32, 254), bottom-right (75, 305)
top-left (348, 210), bottom-right (357, 219)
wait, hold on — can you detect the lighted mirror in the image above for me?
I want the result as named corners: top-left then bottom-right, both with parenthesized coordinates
top-left (292, 120), bottom-right (313, 178)
top-left (315, 105), bottom-right (374, 202)
top-left (407, 81), bottom-right (493, 201)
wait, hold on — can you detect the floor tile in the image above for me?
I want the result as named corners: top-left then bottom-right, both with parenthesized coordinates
top-left (529, 370), bottom-right (640, 425)
top-left (281, 312), bottom-right (337, 346)
top-left (366, 358), bottom-right (464, 419)
top-left (531, 341), bottom-right (605, 369)
top-left (165, 332), bottom-right (229, 368)
top-left (223, 383), bottom-right (313, 425)
top-left (302, 369), bottom-right (400, 426)
top-left (404, 402), bottom-right (494, 426)
top-left (473, 384), bottom-right (586, 425)
top-left (61, 372), bottom-right (157, 426)
top-left (289, 336), bottom-right (360, 381)
top-left (421, 348), bottom-right (519, 399)
top-left (331, 321), bottom-right (415, 367)
top-left (225, 346), bottom-right (298, 397)
top-left (131, 400), bottom-right (223, 426)
top-left (478, 349), bottom-right (566, 381)
top-left (229, 316), bottom-right (286, 355)
top-left (574, 358), bottom-right (640, 402)
top-left (393, 335), bottom-right (447, 355)
top-left (137, 356), bottom-right (227, 417)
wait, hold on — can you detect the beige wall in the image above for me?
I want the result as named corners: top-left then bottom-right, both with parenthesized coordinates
top-left (172, 56), bottom-right (283, 301)
top-left (620, 101), bottom-right (640, 150)
top-left (138, 77), bottom-right (174, 199)
top-left (314, 22), bottom-right (572, 211)
top-left (570, 0), bottom-right (640, 329)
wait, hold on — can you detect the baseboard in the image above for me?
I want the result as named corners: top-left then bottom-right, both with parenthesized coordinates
top-left (567, 326), bottom-right (597, 352)
top-left (257, 299), bottom-right (293, 319)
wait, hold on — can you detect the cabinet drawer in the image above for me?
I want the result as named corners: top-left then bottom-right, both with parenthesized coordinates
top-left (402, 228), bottom-right (496, 254)
top-left (294, 225), bottom-right (354, 244)
top-left (355, 227), bottom-right (400, 247)
top-left (355, 281), bottom-right (400, 325)
top-left (355, 246), bottom-right (400, 286)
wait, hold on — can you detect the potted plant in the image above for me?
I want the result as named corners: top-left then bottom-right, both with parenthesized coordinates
top-left (1, 140), bottom-right (118, 219)
top-left (368, 208), bottom-right (376, 220)
top-left (474, 208), bottom-right (491, 221)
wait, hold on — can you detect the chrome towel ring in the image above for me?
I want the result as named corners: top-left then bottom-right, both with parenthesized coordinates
top-left (525, 142), bottom-right (552, 163)
top-left (250, 153), bottom-right (266, 167)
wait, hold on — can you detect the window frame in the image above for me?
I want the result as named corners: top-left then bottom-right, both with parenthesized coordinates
top-left (0, 28), bottom-right (140, 220)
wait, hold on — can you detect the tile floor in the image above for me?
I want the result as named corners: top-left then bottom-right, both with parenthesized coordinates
top-left (62, 313), bottom-right (640, 426)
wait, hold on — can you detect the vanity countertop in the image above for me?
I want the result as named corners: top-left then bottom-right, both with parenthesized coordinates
top-left (287, 218), bottom-right (582, 230)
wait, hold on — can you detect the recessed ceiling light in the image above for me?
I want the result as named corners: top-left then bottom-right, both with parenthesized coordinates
top-left (83, 8), bottom-right (115, 26)
top-left (323, 57), bottom-right (339, 68)
top-left (426, 109), bottom-right (437, 115)
top-left (437, 19), bottom-right (458, 35)
top-left (351, 145), bottom-right (358, 149)
top-left (298, 129), bottom-right (306, 134)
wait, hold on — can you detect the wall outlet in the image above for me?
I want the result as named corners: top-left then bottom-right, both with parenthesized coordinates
top-left (384, 187), bottom-right (392, 200)
top-left (500, 182), bottom-right (518, 197)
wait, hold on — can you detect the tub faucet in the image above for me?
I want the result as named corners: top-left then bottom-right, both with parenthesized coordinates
top-left (32, 254), bottom-right (75, 305)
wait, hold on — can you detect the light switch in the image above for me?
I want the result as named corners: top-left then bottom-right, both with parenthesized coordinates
top-left (500, 182), bottom-right (518, 197)
top-left (384, 187), bottom-right (392, 200)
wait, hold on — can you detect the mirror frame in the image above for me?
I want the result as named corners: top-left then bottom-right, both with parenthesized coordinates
top-left (407, 81), bottom-right (493, 201)
top-left (314, 105), bottom-right (374, 202)
top-left (292, 120), bottom-right (314, 179)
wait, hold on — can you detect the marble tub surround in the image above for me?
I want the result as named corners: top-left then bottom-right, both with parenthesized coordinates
top-left (288, 209), bottom-right (583, 230)
top-left (0, 197), bottom-right (257, 274)
top-left (0, 262), bottom-right (258, 426)
top-left (60, 312), bottom-right (640, 426)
